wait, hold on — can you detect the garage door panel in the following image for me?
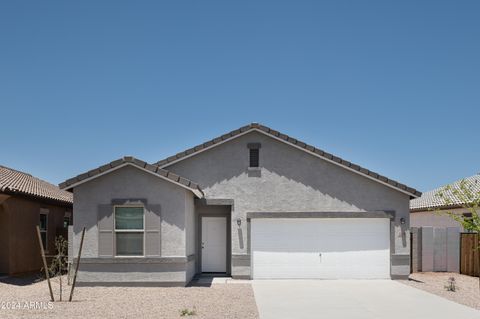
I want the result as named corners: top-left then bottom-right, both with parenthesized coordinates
top-left (251, 218), bottom-right (390, 279)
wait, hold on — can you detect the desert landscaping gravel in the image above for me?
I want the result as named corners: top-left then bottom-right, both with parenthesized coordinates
top-left (401, 272), bottom-right (480, 310)
top-left (0, 276), bottom-right (259, 319)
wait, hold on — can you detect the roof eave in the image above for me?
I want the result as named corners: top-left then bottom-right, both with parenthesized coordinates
top-left (60, 160), bottom-right (204, 199)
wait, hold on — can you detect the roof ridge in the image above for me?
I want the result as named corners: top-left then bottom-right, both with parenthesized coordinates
top-left (153, 123), bottom-right (421, 198)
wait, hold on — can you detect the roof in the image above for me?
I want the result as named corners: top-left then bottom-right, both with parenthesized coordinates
top-left (155, 123), bottom-right (421, 198)
top-left (410, 174), bottom-right (480, 211)
top-left (59, 156), bottom-right (204, 198)
top-left (0, 165), bottom-right (73, 205)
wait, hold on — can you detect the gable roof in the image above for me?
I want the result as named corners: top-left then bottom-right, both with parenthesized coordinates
top-left (410, 174), bottom-right (480, 211)
top-left (59, 156), bottom-right (204, 198)
top-left (155, 123), bottom-right (421, 198)
top-left (0, 165), bottom-right (73, 205)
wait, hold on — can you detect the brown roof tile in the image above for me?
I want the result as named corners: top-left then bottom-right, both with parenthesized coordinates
top-left (0, 165), bottom-right (73, 205)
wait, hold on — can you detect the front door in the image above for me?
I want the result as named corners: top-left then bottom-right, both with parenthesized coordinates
top-left (201, 216), bottom-right (227, 273)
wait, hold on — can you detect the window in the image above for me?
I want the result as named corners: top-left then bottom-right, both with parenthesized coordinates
top-left (39, 212), bottom-right (48, 250)
top-left (249, 148), bottom-right (259, 167)
top-left (63, 217), bottom-right (70, 228)
top-left (114, 206), bottom-right (144, 256)
top-left (248, 143), bottom-right (261, 168)
top-left (64, 212), bottom-right (71, 228)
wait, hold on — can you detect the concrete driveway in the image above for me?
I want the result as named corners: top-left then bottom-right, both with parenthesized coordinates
top-left (253, 280), bottom-right (480, 319)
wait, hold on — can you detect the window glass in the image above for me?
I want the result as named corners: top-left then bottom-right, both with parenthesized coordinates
top-left (63, 217), bottom-right (70, 228)
top-left (116, 233), bottom-right (143, 256)
top-left (249, 148), bottom-right (259, 167)
top-left (39, 213), bottom-right (48, 249)
top-left (39, 214), bottom-right (48, 231)
top-left (114, 206), bottom-right (144, 256)
top-left (115, 207), bottom-right (143, 230)
top-left (40, 232), bottom-right (47, 249)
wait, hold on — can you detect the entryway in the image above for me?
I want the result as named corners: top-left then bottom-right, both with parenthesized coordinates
top-left (201, 216), bottom-right (227, 273)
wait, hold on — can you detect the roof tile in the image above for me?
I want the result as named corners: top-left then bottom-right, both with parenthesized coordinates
top-left (153, 123), bottom-right (421, 197)
top-left (0, 166), bottom-right (73, 204)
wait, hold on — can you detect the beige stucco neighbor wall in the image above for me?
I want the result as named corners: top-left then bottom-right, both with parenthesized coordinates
top-left (410, 208), bottom-right (466, 230)
top-left (165, 131), bottom-right (413, 279)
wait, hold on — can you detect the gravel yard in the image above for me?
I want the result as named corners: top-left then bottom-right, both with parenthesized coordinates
top-left (0, 276), bottom-right (259, 319)
top-left (401, 272), bottom-right (480, 310)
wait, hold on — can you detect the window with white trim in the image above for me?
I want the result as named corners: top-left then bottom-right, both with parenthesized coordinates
top-left (39, 211), bottom-right (48, 250)
top-left (114, 206), bottom-right (144, 256)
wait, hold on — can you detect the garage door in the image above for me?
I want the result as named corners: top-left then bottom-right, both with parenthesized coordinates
top-left (251, 218), bottom-right (390, 279)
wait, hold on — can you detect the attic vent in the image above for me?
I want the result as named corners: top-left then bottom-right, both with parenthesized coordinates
top-left (247, 143), bottom-right (261, 168)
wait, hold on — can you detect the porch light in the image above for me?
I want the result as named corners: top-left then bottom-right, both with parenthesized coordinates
top-left (400, 217), bottom-right (406, 225)
top-left (236, 218), bottom-right (242, 227)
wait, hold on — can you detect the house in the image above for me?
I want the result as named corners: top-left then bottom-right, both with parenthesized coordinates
top-left (410, 174), bottom-right (480, 229)
top-left (60, 123), bottom-right (420, 286)
top-left (0, 165), bottom-right (73, 276)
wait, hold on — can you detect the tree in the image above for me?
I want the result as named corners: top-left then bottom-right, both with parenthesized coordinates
top-left (435, 178), bottom-right (480, 288)
top-left (45, 236), bottom-right (69, 301)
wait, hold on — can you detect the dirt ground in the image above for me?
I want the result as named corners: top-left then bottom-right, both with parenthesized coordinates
top-left (0, 276), bottom-right (259, 319)
top-left (401, 272), bottom-right (480, 310)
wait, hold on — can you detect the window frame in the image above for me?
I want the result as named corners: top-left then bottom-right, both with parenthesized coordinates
top-left (39, 209), bottom-right (49, 253)
top-left (113, 205), bottom-right (145, 258)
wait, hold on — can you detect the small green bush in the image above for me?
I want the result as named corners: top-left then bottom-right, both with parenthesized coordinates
top-left (180, 307), bottom-right (197, 316)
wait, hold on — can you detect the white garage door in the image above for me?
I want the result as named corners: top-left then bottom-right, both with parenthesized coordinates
top-left (251, 218), bottom-right (390, 279)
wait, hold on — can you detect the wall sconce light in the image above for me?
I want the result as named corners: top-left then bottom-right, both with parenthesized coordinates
top-left (400, 217), bottom-right (406, 225)
top-left (236, 218), bottom-right (242, 227)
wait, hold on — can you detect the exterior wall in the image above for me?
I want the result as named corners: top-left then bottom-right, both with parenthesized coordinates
top-left (0, 195), bottom-right (71, 275)
top-left (165, 131), bottom-right (412, 279)
top-left (0, 202), bottom-right (10, 274)
top-left (411, 208), bottom-right (466, 229)
top-left (185, 192), bottom-right (196, 282)
top-left (72, 165), bottom-right (194, 285)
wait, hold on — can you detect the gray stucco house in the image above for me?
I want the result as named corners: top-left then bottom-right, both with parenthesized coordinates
top-left (60, 123), bottom-right (421, 286)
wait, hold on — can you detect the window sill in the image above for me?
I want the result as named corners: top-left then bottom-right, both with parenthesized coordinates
top-left (247, 167), bottom-right (261, 171)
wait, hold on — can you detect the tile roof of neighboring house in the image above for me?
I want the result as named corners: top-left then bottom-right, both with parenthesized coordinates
top-left (0, 165), bottom-right (73, 205)
top-left (410, 174), bottom-right (480, 211)
top-left (154, 123), bottom-right (421, 198)
top-left (59, 156), bottom-right (204, 198)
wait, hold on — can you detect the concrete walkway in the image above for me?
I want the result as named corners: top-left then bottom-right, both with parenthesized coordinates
top-left (252, 280), bottom-right (480, 319)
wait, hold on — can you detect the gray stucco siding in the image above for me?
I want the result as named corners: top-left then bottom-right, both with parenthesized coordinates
top-left (72, 165), bottom-right (195, 284)
top-left (165, 131), bottom-right (412, 278)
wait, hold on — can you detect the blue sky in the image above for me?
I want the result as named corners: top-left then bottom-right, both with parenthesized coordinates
top-left (1, 1), bottom-right (478, 192)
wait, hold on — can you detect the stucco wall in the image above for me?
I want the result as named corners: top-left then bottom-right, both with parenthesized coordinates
top-left (0, 196), bottom-right (70, 275)
top-left (72, 165), bottom-right (195, 284)
top-left (0, 203), bottom-right (9, 274)
top-left (411, 208), bottom-right (465, 229)
top-left (165, 131), bottom-right (412, 278)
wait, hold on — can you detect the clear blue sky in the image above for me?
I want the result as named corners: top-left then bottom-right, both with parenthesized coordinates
top-left (1, 1), bottom-right (479, 192)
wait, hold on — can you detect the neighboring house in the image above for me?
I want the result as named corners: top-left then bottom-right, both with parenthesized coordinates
top-left (410, 174), bottom-right (480, 229)
top-left (60, 123), bottom-right (420, 286)
top-left (0, 165), bottom-right (73, 276)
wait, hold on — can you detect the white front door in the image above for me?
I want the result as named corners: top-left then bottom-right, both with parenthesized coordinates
top-left (201, 216), bottom-right (227, 273)
top-left (251, 218), bottom-right (391, 279)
